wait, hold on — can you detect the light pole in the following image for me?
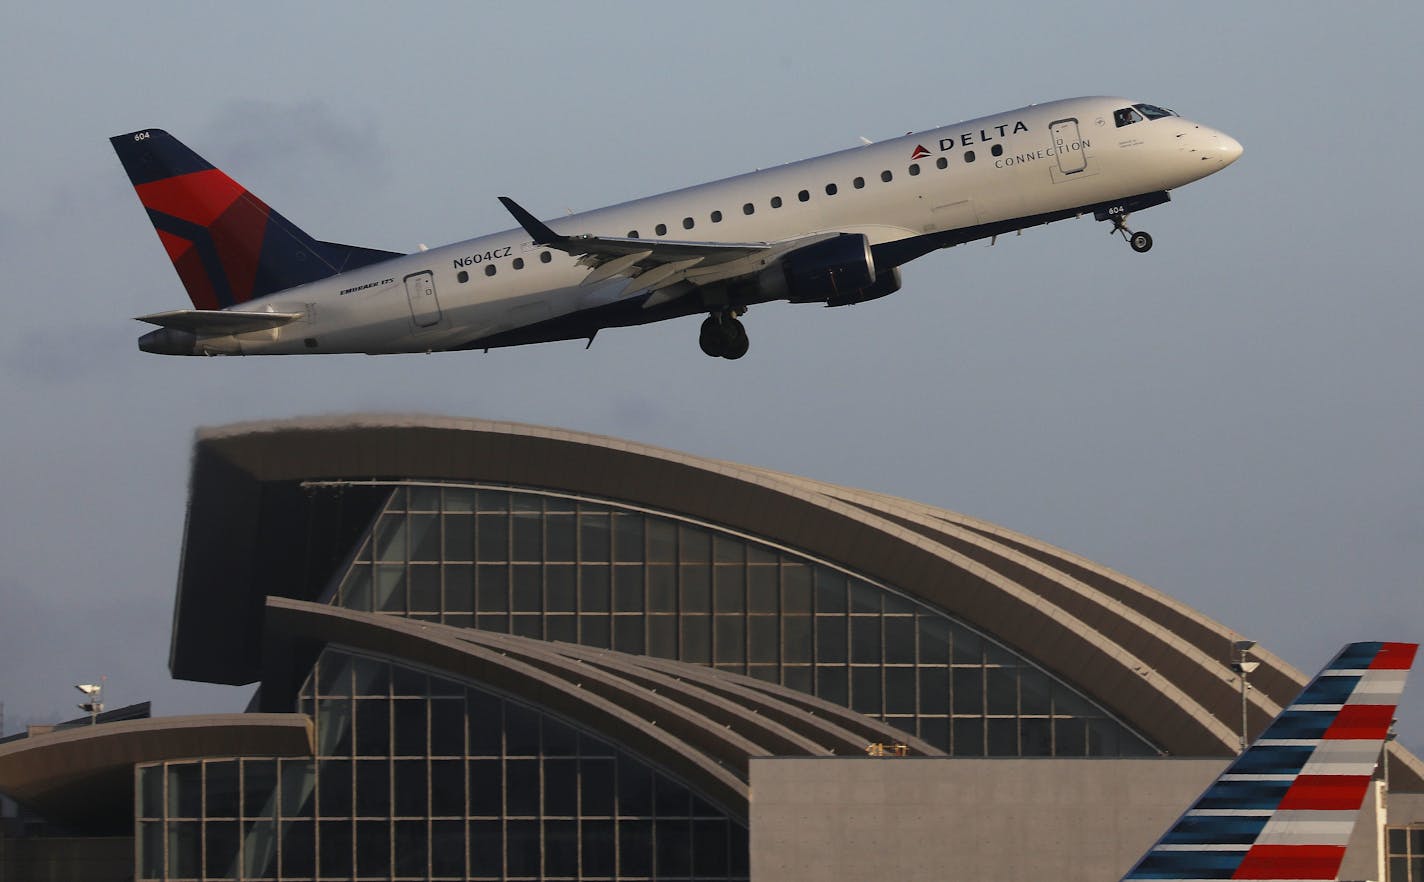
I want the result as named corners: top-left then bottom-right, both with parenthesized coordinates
top-left (1383, 719), bottom-right (1397, 788)
top-left (75, 681), bottom-right (104, 725)
top-left (1231, 640), bottom-right (1259, 752)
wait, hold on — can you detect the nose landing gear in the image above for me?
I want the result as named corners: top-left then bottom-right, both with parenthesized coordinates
top-left (699, 310), bottom-right (749, 360)
top-left (1109, 213), bottom-right (1153, 253)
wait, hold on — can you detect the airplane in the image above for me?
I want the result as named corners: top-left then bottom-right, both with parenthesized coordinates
top-left (1123, 641), bottom-right (1416, 882)
top-left (111, 96), bottom-right (1242, 360)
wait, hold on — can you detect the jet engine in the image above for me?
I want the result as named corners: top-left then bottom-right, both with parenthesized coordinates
top-left (826, 267), bottom-right (901, 307)
top-left (779, 234), bottom-right (876, 303)
top-left (756, 234), bottom-right (902, 307)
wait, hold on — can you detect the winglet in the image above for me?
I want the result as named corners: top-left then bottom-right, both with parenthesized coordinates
top-left (498, 196), bottom-right (565, 245)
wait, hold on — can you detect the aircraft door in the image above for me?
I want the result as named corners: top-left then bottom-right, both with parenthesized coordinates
top-left (1049, 118), bottom-right (1087, 175)
top-left (404, 271), bottom-right (443, 327)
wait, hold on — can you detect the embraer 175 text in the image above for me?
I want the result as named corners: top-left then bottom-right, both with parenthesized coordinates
top-left (113, 97), bottom-right (1241, 359)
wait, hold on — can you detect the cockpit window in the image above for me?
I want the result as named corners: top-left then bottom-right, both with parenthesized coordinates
top-left (1133, 103), bottom-right (1176, 120)
top-left (1114, 107), bottom-right (1143, 127)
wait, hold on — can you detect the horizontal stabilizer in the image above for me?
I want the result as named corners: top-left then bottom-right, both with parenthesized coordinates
top-left (135, 309), bottom-right (302, 335)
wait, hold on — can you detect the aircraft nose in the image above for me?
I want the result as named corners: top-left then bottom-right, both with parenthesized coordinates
top-left (1215, 131), bottom-right (1244, 166)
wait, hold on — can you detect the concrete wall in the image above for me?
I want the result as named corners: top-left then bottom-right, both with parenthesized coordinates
top-left (751, 757), bottom-right (1227, 882)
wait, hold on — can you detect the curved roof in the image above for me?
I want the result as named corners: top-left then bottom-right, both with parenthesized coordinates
top-left (264, 597), bottom-right (941, 820)
top-left (176, 414), bottom-right (1423, 790)
top-left (0, 714), bottom-right (312, 832)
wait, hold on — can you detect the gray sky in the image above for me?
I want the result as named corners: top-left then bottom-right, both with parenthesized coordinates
top-left (1, 3), bottom-right (1420, 753)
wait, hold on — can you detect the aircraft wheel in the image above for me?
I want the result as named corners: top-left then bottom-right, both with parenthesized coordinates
top-left (1129, 231), bottom-right (1153, 253)
top-left (699, 315), bottom-right (726, 357)
top-left (722, 321), bottom-right (750, 360)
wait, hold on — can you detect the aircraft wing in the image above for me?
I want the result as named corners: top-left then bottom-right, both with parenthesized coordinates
top-left (499, 196), bottom-right (835, 302)
top-left (135, 309), bottom-right (304, 335)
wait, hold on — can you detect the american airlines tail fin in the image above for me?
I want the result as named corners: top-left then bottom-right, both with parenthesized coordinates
top-left (1123, 641), bottom-right (1417, 882)
top-left (109, 129), bottom-right (401, 309)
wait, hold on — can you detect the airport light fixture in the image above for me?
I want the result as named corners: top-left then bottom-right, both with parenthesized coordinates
top-left (75, 680), bottom-right (104, 725)
top-left (1230, 640), bottom-right (1259, 752)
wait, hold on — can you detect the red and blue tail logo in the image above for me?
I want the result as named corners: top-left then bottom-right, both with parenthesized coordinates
top-left (1123, 641), bottom-right (1416, 882)
top-left (110, 129), bottom-right (399, 309)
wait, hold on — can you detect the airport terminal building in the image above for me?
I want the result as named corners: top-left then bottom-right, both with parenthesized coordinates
top-left (2, 416), bottom-right (1421, 881)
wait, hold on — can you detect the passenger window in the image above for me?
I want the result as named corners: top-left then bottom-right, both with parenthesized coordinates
top-left (771, 196), bottom-right (783, 208)
top-left (485, 264), bottom-right (496, 277)
top-left (683, 217), bottom-right (694, 230)
top-left (710, 210), bottom-right (722, 223)
top-left (853, 176), bottom-right (865, 189)
top-left (743, 202), bottom-right (755, 215)
top-left (513, 258), bottom-right (524, 270)
top-left (798, 189), bottom-right (810, 202)
top-left (936, 157), bottom-right (948, 170)
top-left (540, 251), bottom-right (552, 263)
top-left (457, 270), bottom-right (469, 283)
top-left (908, 163), bottom-right (920, 176)
top-left (1114, 107), bottom-right (1142, 127)
top-left (825, 183), bottom-right (837, 196)
top-left (628, 230), bottom-right (639, 238)
top-left (655, 223), bottom-right (667, 236)
top-left (881, 170), bottom-right (892, 182)
top-left (963, 150), bottom-right (975, 163)
top-left (991, 145), bottom-right (1003, 157)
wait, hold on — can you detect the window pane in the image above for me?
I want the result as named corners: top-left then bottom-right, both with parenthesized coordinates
top-left (614, 566), bottom-right (644, 612)
top-left (444, 515), bottom-right (474, 561)
top-left (546, 515), bottom-right (576, 561)
top-left (580, 514), bottom-right (611, 562)
top-left (748, 566), bottom-right (778, 612)
top-left (918, 666), bottom-right (949, 716)
top-left (356, 819), bottom-right (389, 877)
top-left (505, 760), bottom-right (539, 815)
top-left (885, 616), bottom-right (915, 663)
top-left (468, 760), bottom-right (502, 815)
top-left (469, 820), bottom-right (503, 876)
top-left (280, 819), bottom-right (314, 878)
top-left (748, 616), bottom-right (778, 664)
top-left (783, 565), bottom-right (811, 613)
top-left (714, 565), bottom-right (745, 612)
top-left (647, 519), bottom-right (677, 562)
top-left (511, 512), bottom-right (542, 561)
top-left (206, 761), bottom-right (239, 818)
top-left (885, 667), bottom-right (916, 715)
top-left (476, 513), bottom-right (508, 561)
top-left (851, 666), bottom-right (881, 715)
top-left (581, 758), bottom-right (616, 816)
top-left (783, 616), bottom-right (812, 664)
top-left (613, 513), bottom-right (645, 562)
top-left (681, 565), bottom-right (710, 612)
top-left (547, 565), bottom-right (576, 612)
top-left (850, 616), bottom-right (881, 663)
top-left (581, 566), bottom-right (611, 612)
top-left (953, 667), bottom-right (984, 715)
top-left (205, 820), bottom-right (239, 879)
top-left (715, 615), bottom-right (746, 665)
top-left (355, 759), bottom-right (389, 817)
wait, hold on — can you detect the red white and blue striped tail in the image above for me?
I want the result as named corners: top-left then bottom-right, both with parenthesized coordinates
top-left (1122, 641), bottom-right (1417, 882)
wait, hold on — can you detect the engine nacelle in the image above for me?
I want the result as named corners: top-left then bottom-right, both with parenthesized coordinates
top-left (826, 266), bottom-right (901, 307)
top-left (780, 234), bottom-right (876, 304)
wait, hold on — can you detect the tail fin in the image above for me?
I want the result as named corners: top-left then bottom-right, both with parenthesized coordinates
top-left (1123, 641), bottom-right (1416, 882)
top-left (110, 129), bottom-right (401, 309)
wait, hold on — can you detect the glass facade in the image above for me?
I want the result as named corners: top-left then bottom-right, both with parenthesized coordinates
top-left (1389, 827), bottom-right (1424, 882)
top-left (138, 650), bottom-right (749, 881)
top-left (326, 484), bottom-right (1155, 757)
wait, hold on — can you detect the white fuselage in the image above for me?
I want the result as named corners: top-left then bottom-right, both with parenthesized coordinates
top-left (195, 96), bottom-right (1241, 355)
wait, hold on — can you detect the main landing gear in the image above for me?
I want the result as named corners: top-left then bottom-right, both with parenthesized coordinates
top-left (699, 310), bottom-right (749, 360)
top-left (1109, 213), bottom-right (1154, 253)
